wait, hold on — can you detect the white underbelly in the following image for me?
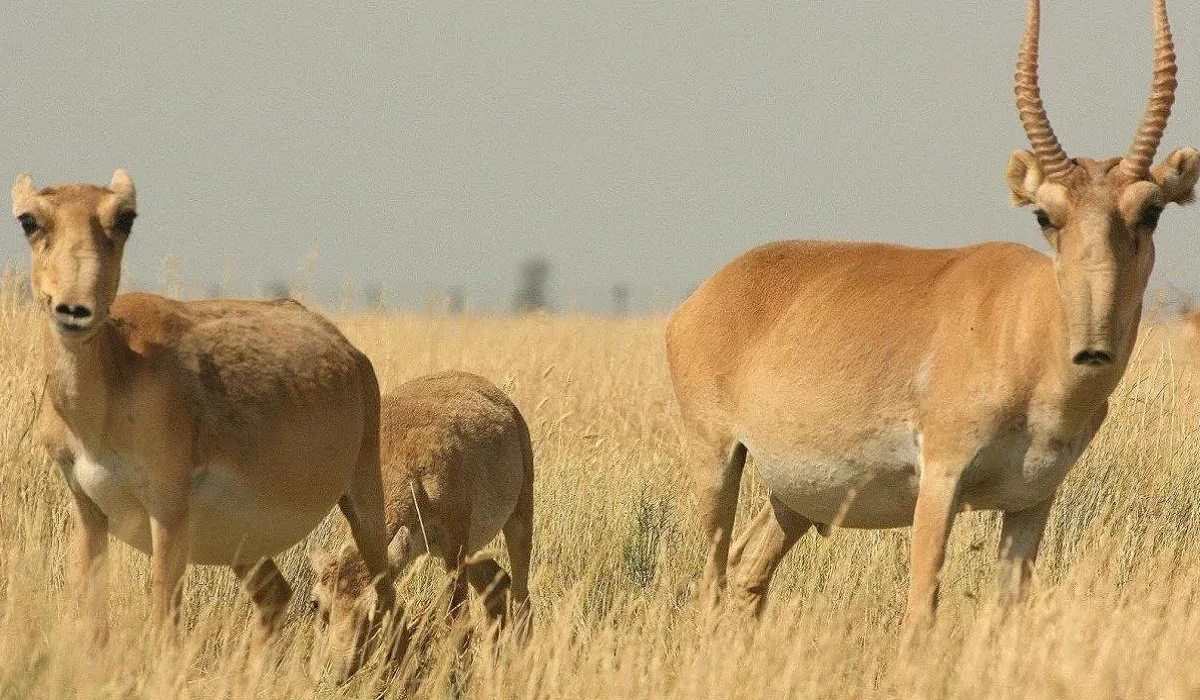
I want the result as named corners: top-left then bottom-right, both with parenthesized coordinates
top-left (744, 430), bottom-right (921, 529)
top-left (744, 427), bottom-right (1083, 529)
top-left (71, 455), bottom-right (335, 565)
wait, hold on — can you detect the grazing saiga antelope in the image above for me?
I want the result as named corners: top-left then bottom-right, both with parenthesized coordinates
top-left (308, 371), bottom-right (534, 680)
top-left (14, 171), bottom-right (395, 643)
top-left (667, 0), bottom-right (1199, 626)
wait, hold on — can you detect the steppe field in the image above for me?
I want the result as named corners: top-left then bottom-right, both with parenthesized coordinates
top-left (4, 274), bottom-right (1200, 700)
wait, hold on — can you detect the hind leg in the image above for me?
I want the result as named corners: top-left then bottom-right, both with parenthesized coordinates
top-left (439, 542), bottom-right (473, 622)
top-left (232, 558), bottom-right (292, 648)
top-left (728, 495), bottom-right (811, 616)
top-left (463, 555), bottom-right (512, 625)
top-left (502, 475), bottom-right (534, 636)
top-left (339, 478), bottom-right (395, 616)
top-left (429, 538), bottom-right (475, 656)
top-left (341, 355), bottom-right (394, 616)
top-left (694, 439), bottom-right (747, 601)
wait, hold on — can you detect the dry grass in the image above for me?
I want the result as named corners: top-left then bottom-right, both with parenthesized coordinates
top-left (4, 274), bottom-right (1200, 698)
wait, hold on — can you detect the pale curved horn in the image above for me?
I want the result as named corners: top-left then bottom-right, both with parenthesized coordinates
top-left (1015, 0), bottom-right (1075, 180)
top-left (1119, 0), bottom-right (1178, 180)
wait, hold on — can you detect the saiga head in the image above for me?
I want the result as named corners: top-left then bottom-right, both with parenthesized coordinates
top-left (1006, 0), bottom-right (1199, 368)
top-left (12, 170), bottom-right (137, 344)
top-left (308, 544), bottom-right (401, 683)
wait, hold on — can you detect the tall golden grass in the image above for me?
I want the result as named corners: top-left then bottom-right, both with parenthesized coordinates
top-left (3, 273), bottom-right (1200, 698)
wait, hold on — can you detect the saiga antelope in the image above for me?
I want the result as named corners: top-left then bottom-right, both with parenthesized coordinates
top-left (13, 171), bottom-right (395, 645)
top-left (666, 0), bottom-right (1199, 626)
top-left (308, 371), bottom-right (534, 681)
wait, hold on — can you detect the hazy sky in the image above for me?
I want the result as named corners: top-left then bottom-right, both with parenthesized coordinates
top-left (3, 1), bottom-right (1199, 312)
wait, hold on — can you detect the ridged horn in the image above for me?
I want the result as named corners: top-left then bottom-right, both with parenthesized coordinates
top-left (1015, 0), bottom-right (1075, 181)
top-left (1119, 0), bottom-right (1178, 180)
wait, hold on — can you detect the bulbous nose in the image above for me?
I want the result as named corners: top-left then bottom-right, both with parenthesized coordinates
top-left (54, 302), bottom-right (94, 328)
top-left (1072, 349), bottom-right (1114, 367)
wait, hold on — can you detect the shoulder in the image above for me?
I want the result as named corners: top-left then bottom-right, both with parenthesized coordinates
top-left (110, 295), bottom-right (363, 391)
top-left (109, 293), bottom-right (194, 353)
top-left (113, 295), bottom-right (349, 349)
top-left (945, 242), bottom-right (1050, 280)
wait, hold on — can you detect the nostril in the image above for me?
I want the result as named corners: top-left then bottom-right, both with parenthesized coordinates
top-left (1072, 350), bottom-right (1115, 367)
top-left (54, 304), bottom-right (93, 320)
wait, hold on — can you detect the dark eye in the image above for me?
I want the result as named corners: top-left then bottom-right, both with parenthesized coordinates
top-left (1138, 205), bottom-right (1163, 230)
top-left (17, 213), bottom-right (37, 236)
top-left (113, 210), bottom-right (136, 235)
top-left (1034, 210), bottom-right (1054, 229)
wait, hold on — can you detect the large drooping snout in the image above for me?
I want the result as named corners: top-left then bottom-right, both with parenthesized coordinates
top-left (330, 606), bottom-right (374, 684)
top-left (42, 249), bottom-right (111, 340)
top-left (1062, 258), bottom-right (1122, 369)
top-left (318, 586), bottom-right (405, 684)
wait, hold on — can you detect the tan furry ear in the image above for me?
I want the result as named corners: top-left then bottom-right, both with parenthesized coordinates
top-left (109, 169), bottom-right (136, 209)
top-left (1151, 148), bottom-right (1200, 205)
top-left (308, 547), bottom-right (332, 572)
top-left (12, 173), bottom-right (36, 216)
top-left (1006, 150), bottom-right (1044, 206)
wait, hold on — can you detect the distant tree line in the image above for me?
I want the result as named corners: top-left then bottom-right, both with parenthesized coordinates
top-left (187, 254), bottom-right (640, 315)
top-left (514, 256), bottom-right (552, 313)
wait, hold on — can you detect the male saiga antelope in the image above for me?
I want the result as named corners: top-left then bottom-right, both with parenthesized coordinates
top-left (667, 0), bottom-right (1199, 626)
top-left (309, 371), bottom-right (534, 681)
top-left (14, 171), bottom-right (395, 643)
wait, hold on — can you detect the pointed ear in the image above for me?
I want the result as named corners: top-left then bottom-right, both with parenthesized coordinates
top-left (12, 173), bottom-right (36, 216)
top-left (1151, 147), bottom-right (1200, 205)
top-left (1006, 150), bottom-right (1044, 206)
top-left (108, 169), bottom-right (136, 209)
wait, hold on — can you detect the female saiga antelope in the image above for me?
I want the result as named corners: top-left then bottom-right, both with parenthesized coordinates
top-left (13, 171), bottom-right (395, 641)
top-left (308, 371), bottom-right (534, 679)
top-left (667, 0), bottom-right (1199, 626)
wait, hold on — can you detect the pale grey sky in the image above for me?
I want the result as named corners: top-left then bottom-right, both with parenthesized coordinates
top-left (3, 1), bottom-right (1199, 312)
